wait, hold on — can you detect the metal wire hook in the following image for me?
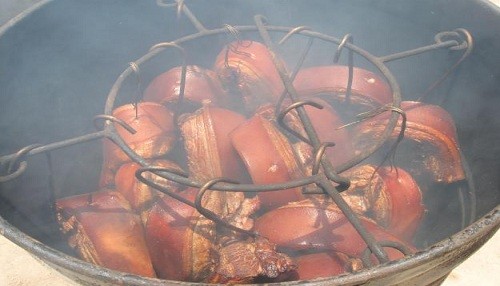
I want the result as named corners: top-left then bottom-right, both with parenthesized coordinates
top-left (453, 28), bottom-right (473, 51)
top-left (0, 144), bottom-right (41, 183)
top-left (7, 144), bottom-right (41, 174)
top-left (434, 30), bottom-right (468, 51)
top-left (0, 162), bottom-right (28, 183)
top-left (357, 104), bottom-right (405, 119)
top-left (135, 166), bottom-right (194, 207)
top-left (156, 0), bottom-right (184, 18)
top-left (356, 104), bottom-right (406, 141)
top-left (224, 24), bottom-right (243, 44)
top-left (361, 240), bottom-right (414, 268)
top-left (156, 0), bottom-right (177, 7)
top-left (148, 42), bottom-right (188, 123)
top-left (278, 26), bottom-right (312, 45)
top-left (138, 166), bottom-right (189, 180)
top-left (336, 104), bottom-right (406, 131)
top-left (137, 167), bottom-right (256, 237)
top-left (222, 24), bottom-right (252, 68)
top-left (275, 31), bottom-right (314, 117)
top-left (312, 142), bottom-right (337, 176)
top-left (333, 34), bottom-right (353, 63)
top-left (195, 178), bottom-right (257, 237)
top-left (149, 41), bottom-right (187, 58)
top-left (362, 105), bottom-right (407, 181)
top-left (128, 61), bottom-right (143, 118)
top-left (277, 100), bottom-right (325, 145)
top-left (254, 14), bottom-right (351, 191)
top-left (175, 0), bottom-right (185, 18)
top-left (419, 28), bottom-right (473, 102)
top-left (93, 115), bottom-right (137, 134)
top-left (333, 34), bottom-right (354, 104)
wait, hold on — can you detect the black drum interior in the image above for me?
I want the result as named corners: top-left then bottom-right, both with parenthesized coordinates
top-left (0, 0), bottom-right (499, 285)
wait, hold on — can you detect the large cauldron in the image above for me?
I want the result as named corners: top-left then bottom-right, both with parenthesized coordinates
top-left (0, 0), bottom-right (499, 285)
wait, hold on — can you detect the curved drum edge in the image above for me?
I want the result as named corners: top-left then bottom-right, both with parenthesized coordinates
top-left (0, 0), bottom-right (499, 285)
top-left (0, 0), bottom-right (52, 37)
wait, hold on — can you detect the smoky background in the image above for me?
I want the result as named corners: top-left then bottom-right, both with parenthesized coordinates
top-left (0, 0), bottom-right (498, 254)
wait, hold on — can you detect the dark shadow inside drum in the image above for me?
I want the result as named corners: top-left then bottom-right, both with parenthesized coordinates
top-left (0, 0), bottom-right (499, 282)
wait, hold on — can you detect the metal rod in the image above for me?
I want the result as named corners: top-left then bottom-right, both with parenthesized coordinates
top-left (0, 161), bottom-right (27, 183)
top-left (359, 105), bottom-right (407, 175)
top-left (7, 144), bottom-right (42, 174)
top-left (333, 34), bottom-right (354, 104)
top-left (149, 42), bottom-right (188, 124)
top-left (135, 167), bottom-right (196, 208)
top-left (317, 176), bottom-right (389, 263)
top-left (275, 32), bottom-right (314, 118)
top-left (0, 131), bottom-right (106, 165)
top-left (361, 240), bottom-right (414, 268)
top-left (254, 14), bottom-right (389, 263)
top-left (93, 115), bottom-right (137, 134)
top-left (277, 100), bottom-right (325, 145)
top-left (254, 15), bottom-right (351, 189)
top-left (312, 142), bottom-right (336, 176)
top-left (418, 29), bottom-right (473, 101)
top-left (156, 0), bottom-right (207, 32)
top-left (128, 61), bottom-right (143, 118)
top-left (0, 24), bottom-right (466, 196)
top-left (45, 151), bottom-right (60, 239)
top-left (278, 26), bottom-right (311, 45)
top-left (102, 24), bottom-right (430, 175)
top-left (0, 8), bottom-right (474, 267)
top-left (378, 40), bottom-right (460, 63)
top-left (136, 167), bottom-right (322, 193)
top-left (459, 149), bottom-right (477, 226)
top-left (177, 0), bottom-right (207, 32)
top-left (194, 178), bottom-right (256, 237)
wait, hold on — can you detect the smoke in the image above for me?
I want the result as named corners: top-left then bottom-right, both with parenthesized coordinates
top-left (0, 0), bottom-right (42, 26)
top-left (0, 0), bottom-right (498, 265)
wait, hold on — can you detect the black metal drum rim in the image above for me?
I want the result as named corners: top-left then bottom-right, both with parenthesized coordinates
top-left (0, 0), bottom-right (493, 284)
top-left (0, 204), bottom-right (497, 285)
top-left (0, 0), bottom-right (52, 37)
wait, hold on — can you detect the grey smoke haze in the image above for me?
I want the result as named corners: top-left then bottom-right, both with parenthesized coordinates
top-left (0, 0), bottom-right (42, 25)
top-left (0, 0), bottom-right (498, 252)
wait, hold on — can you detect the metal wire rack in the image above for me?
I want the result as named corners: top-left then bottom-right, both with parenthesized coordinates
top-left (0, 0), bottom-right (475, 269)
